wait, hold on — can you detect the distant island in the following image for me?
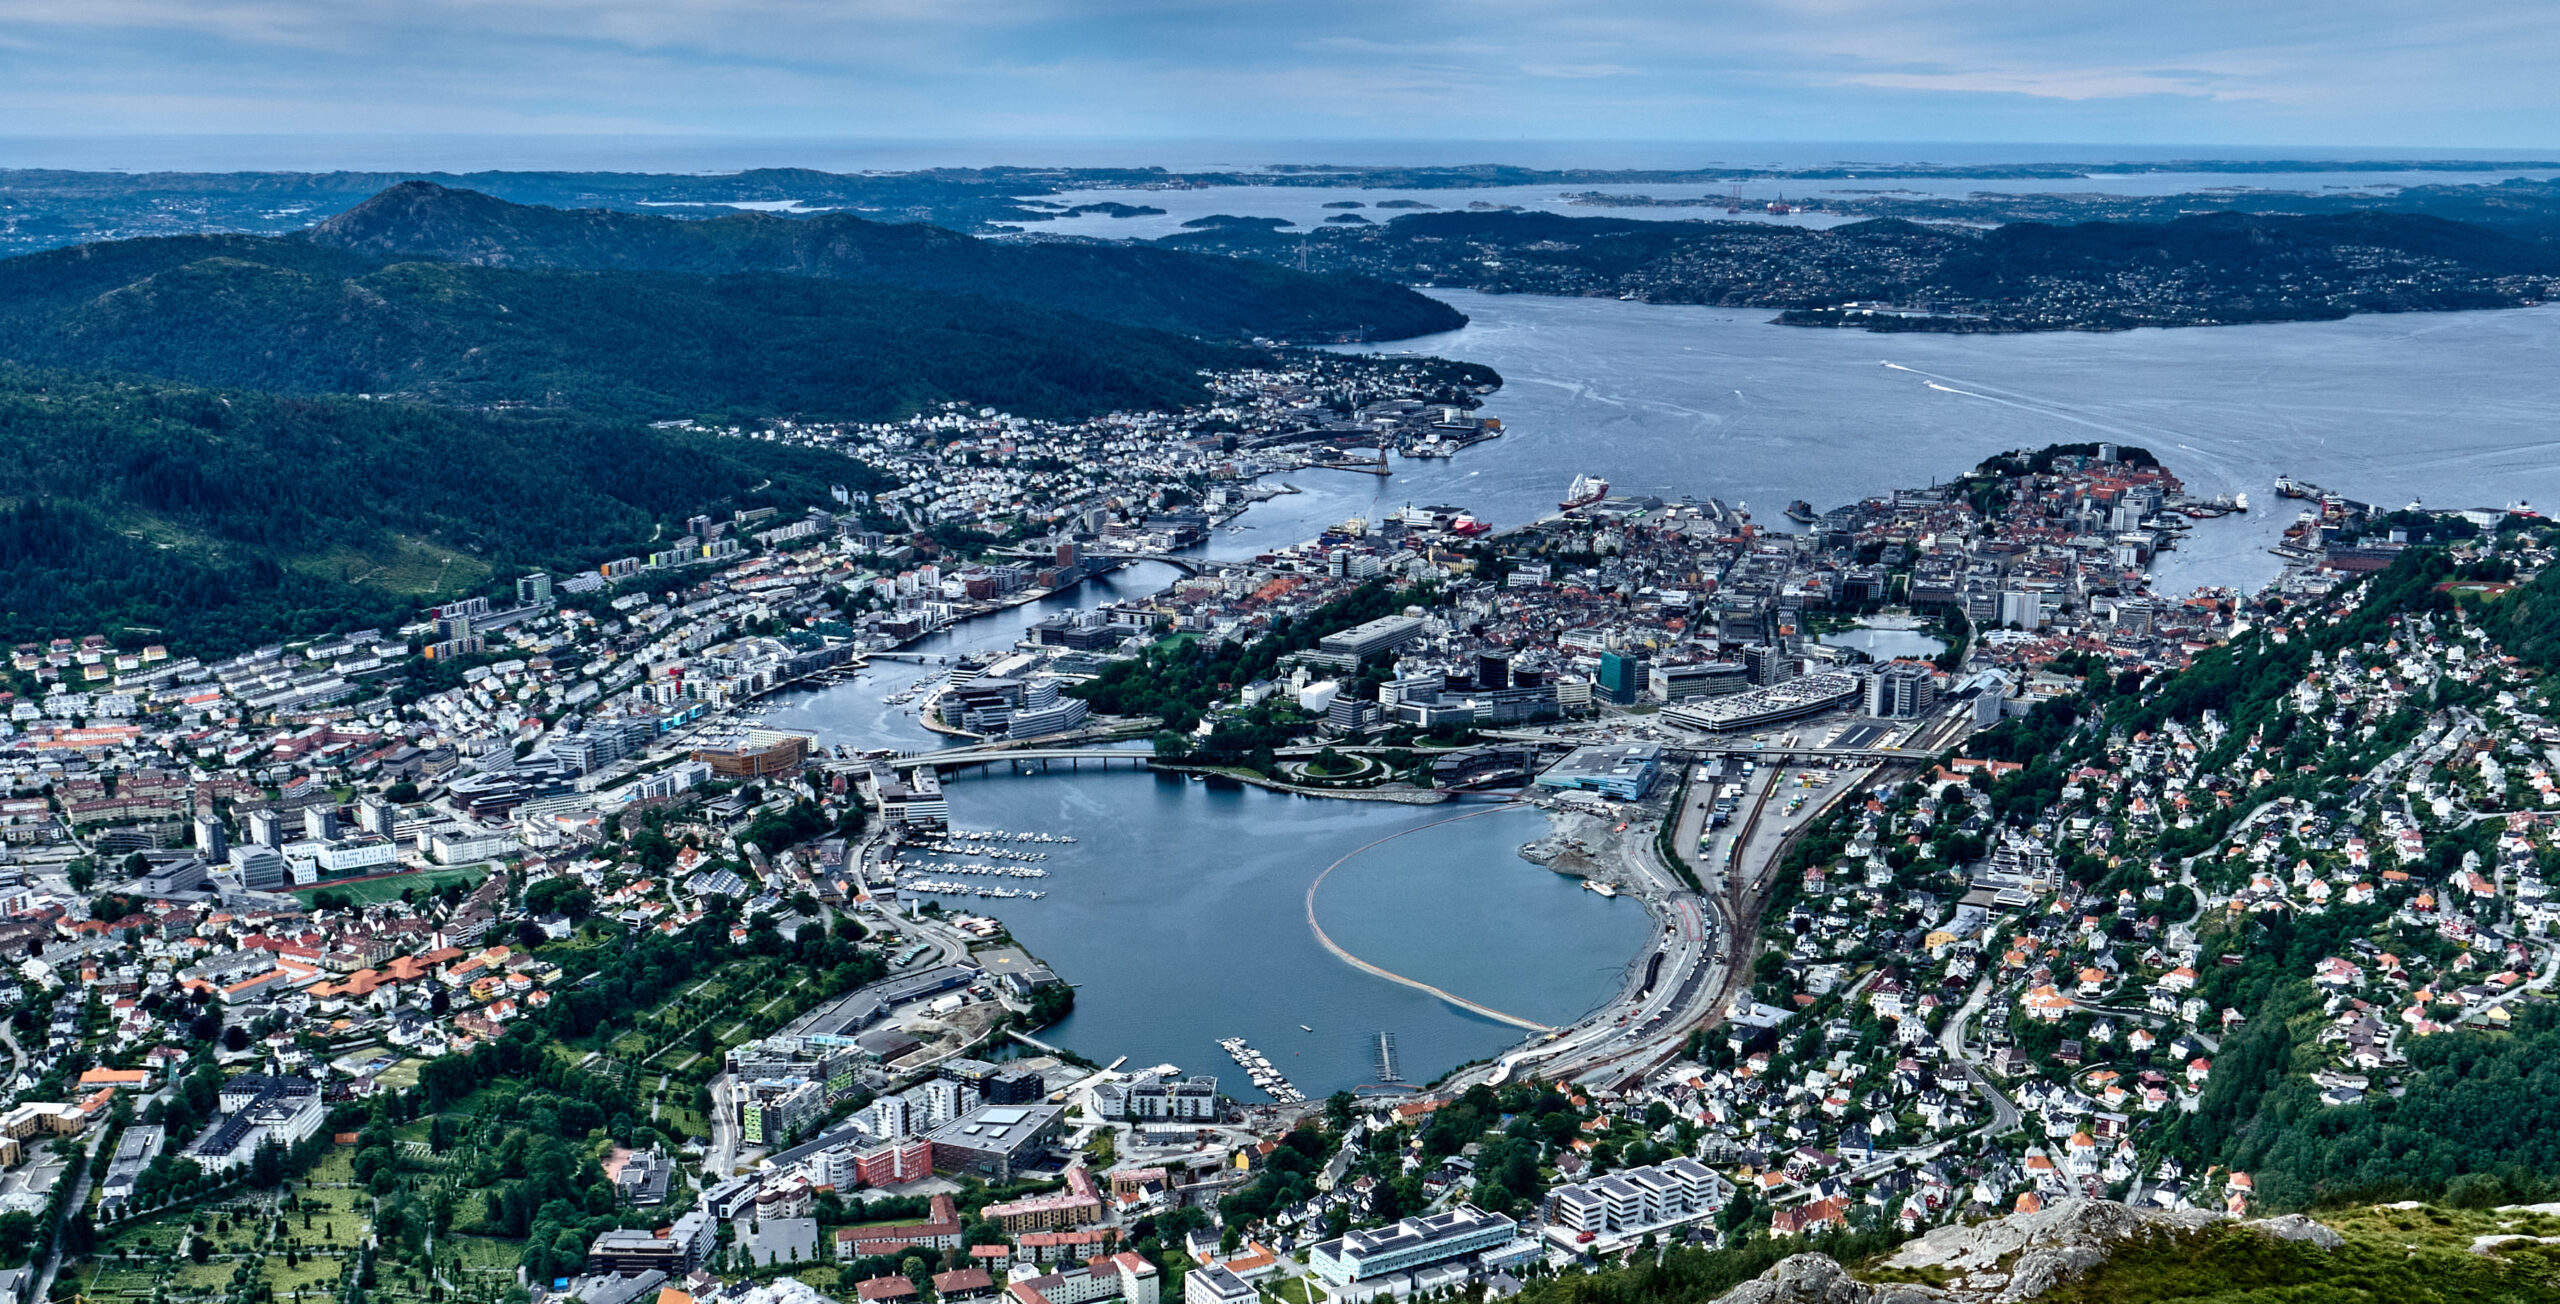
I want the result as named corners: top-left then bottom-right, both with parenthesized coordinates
top-left (1161, 208), bottom-right (2560, 332)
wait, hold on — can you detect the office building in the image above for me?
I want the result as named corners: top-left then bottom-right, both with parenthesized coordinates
top-left (1741, 644), bottom-right (1795, 687)
top-left (1648, 662), bottom-right (1748, 703)
top-left (1597, 651), bottom-right (1650, 705)
top-left (230, 847), bottom-right (289, 891)
top-left (927, 1104), bottom-right (1065, 1182)
top-left (193, 814), bottom-right (227, 862)
top-left (1865, 663), bottom-right (1938, 719)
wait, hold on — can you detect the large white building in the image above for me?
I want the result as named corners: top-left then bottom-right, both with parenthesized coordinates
top-left (1542, 1157), bottom-right (1732, 1251)
top-left (1090, 1073), bottom-right (1219, 1121)
top-left (1308, 1205), bottom-right (1516, 1287)
top-left (187, 1076), bottom-right (324, 1173)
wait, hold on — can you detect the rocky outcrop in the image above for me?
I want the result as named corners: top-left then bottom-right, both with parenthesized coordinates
top-left (1880, 1198), bottom-right (2218, 1301)
top-left (1715, 1254), bottom-right (1947, 1304)
top-left (2244, 1213), bottom-right (2343, 1251)
top-left (1708, 1199), bottom-right (2342, 1304)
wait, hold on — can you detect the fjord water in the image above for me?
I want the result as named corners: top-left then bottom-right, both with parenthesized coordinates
top-left (1302, 294), bottom-right (2560, 594)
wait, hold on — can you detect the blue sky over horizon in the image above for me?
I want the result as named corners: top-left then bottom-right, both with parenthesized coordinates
top-left (1, 0), bottom-right (2553, 155)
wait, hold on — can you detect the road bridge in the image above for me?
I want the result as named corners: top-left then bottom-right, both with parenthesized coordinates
top-left (1082, 551), bottom-right (1214, 576)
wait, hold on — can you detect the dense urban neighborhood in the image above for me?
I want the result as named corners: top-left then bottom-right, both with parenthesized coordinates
top-left (6, 359), bottom-right (2560, 1304)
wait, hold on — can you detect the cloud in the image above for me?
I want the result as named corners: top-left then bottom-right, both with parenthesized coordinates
top-left (0, 0), bottom-right (2550, 147)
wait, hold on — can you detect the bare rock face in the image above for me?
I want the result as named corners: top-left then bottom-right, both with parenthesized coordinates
top-left (1715, 1253), bottom-right (1948, 1304)
top-left (1708, 1201), bottom-right (2347, 1304)
top-left (1871, 1198), bottom-right (2223, 1300)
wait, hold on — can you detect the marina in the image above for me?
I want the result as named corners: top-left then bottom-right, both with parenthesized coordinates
top-left (895, 879), bottom-right (1046, 900)
top-left (1220, 1036), bottom-right (1306, 1104)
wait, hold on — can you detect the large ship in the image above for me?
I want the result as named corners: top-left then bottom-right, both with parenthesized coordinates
top-left (2274, 475), bottom-right (2320, 500)
top-left (1561, 475), bottom-right (1609, 509)
top-left (1784, 499), bottom-right (1817, 524)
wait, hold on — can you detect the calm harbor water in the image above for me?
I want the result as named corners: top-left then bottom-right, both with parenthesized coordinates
top-left (932, 779), bottom-right (1641, 1098)
top-left (761, 663), bottom-right (1649, 1099)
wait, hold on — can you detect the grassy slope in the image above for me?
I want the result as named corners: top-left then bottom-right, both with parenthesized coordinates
top-left (2036, 1205), bottom-right (2560, 1303)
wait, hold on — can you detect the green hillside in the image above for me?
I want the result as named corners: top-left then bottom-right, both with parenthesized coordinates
top-left (0, 236), bottom-right (1240, 421)
top-left (302, 181), bottom-right (1466, 341)
top-left (0, 369), bottom-right (874, 651)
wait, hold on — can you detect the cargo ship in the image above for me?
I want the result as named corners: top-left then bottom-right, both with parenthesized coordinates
top-left (1784, 500), bottom-right (1817, 524)
top-left (1561, 475), bottom-right (1609, 509)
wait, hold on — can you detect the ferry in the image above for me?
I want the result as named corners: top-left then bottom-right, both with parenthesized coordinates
top-left (1784, 500), bottom-right (1817, 524)
top-left (1561, 475), bottom-right (1610, 510)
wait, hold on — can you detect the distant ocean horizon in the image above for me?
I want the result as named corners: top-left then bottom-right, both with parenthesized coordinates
top-left (0, 134), bottom-right (2553, 175)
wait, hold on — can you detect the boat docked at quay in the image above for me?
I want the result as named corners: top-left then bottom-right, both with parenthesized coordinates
top-left (1561, 474), bottom-right (1609, 510)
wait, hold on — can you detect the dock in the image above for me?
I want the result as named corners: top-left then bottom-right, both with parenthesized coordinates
top-left (1219, 1036), bottom-right (1306, 1104)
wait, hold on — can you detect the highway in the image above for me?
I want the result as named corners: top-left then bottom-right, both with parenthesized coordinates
top-left (1477, 752), bottom-right (1898, 1093)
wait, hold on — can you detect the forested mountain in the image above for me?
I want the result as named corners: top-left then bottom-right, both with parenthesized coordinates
top-left (0, 369), bottom-right (872, 651)
top-left (0, 236), bottom-right (1240, 420)
top-left (302, 181), bottom-right (1466, 341)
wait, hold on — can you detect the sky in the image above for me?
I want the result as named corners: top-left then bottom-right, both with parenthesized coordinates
top-left (0, 0), bottom-right (2555, 157)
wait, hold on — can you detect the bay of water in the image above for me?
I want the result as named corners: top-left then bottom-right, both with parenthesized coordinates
top-left (761, 631), bottom-right (1648, 1098)
top-left (922, 780), bottom-right (1643, 1098)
